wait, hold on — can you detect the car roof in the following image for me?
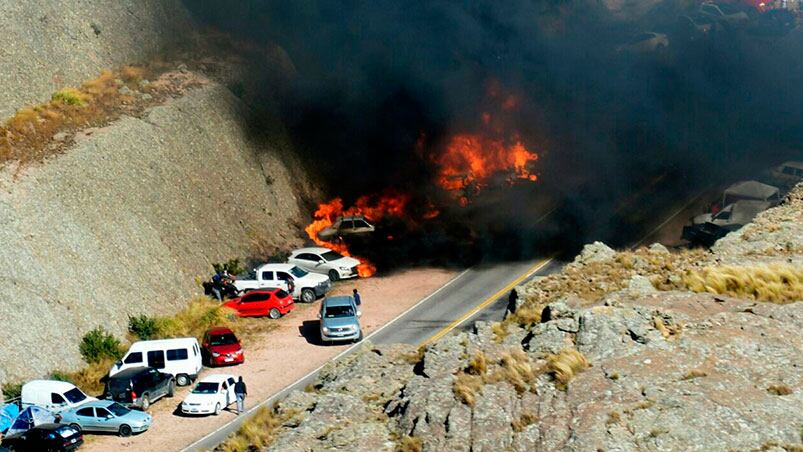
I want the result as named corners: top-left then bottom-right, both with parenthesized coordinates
top-left (206, 326), bottom-right (235, 336)
top-left (338, 215), bottom-right (369, 221)
top-left (780, 161), bottom-right (803, 169)
top-left (322, 296), bottom-right (355, 307)
top-left (23, 380), bottom-right (78, 392)
top-left (129, 337), bottom-right (197, 349)
top-left (198, 374), bottom-right (236, 384)
top-left (292, 247), bottom-right (339, 255)
top-left (109, 366), bottom-right (154, 379)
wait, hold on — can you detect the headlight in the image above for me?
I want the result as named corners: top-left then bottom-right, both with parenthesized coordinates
top-left (211, 352), bottom-right (220, 357)
top-left (322, 327), bottom-right (330, 334)
top-left (339, 266), bottom-right (350, 271)
top-left (235, 350), bottom-right (243, 355)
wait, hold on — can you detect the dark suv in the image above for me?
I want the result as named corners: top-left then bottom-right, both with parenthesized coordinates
top-left (104, 366), bottom-right (175, 410)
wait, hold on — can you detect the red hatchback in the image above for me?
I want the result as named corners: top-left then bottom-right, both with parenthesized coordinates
top-left (202, 327), bottom-right (244, 366)
top-left (223, 288), bottom-right (295, 319)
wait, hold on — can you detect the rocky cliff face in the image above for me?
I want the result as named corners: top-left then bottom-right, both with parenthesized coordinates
top-left (253, 185), bottom-right (803, 451)
top-left (0, 0), bottom-right (194, 119)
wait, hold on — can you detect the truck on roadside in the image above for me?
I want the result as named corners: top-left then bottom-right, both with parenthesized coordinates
top-left (233, 263), bottom-right (331, 303)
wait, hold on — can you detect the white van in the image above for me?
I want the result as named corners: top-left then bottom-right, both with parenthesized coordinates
top-left (21, 380), bottom-right (96, 412)
top-left (109, 338), bottom-right (202, 386)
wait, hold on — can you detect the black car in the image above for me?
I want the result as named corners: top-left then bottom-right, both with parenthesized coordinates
top-left (1, 423), bottom-right (83, 451)
top-left (104, 366), bottom-right (175, 410)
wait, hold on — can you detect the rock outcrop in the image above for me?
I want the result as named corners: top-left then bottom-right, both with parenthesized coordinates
top-left (249, 185), bottom-right (803, 451)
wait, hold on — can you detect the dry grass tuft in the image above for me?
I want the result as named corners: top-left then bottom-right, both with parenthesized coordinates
top-left (51, 88), bottom-right (89, 106)
top-left (120, 65), bottom-right (146, 83)
top-left (653, 316), bottom-right (682, 340)
top-left (681, 369), bottom-right (708, 380)
top-left (453, 372), bottom-right (484, 407)
top-left (467, 351), bottom-right (488, 376)
top-left (402, 345), bottom-right (427, 365)
top-left (153, 297), bottom-right (238, 341)
top-left (50, 358), bottom-right (116, 395)
top-left (684, 263), bottom-right (802, 304)
top-left (546, 348), bottom-right (589, 391)
top-left (767, 384), bottom-right (793, 396)
top-left (489, 349), bottom-right (538, 393)
top-left (219, 406), bottom-right (284, 452)
top-left (511, 412), bottom-right (539, 432)
top-left (396, 435), bottom-right (423, 452)
top-left (623, 398), bottom-right (655, 415)
top-left (606, 411), bottom-right (622, 426)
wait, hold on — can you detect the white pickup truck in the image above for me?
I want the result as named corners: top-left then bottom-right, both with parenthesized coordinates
top-left (234, 263), bottom-right (331, 303)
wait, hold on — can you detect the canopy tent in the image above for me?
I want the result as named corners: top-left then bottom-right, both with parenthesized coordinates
top-left (0, 403), bottom-right (20, 433)
top-left (723, 180), bottom-right (780, 205)
top-left (5, 406), bottom-right (56, 436)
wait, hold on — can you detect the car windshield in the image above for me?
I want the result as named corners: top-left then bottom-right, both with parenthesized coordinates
top-left (321, 250), bottom-right (343, 261)
top-left (107, 403), bottom-right (130, 417)
top-left (210, 333), bottom-right (238, 346)
top-left (324, 305), bottom-right (355, 318)
top-left (192, 382), bottom-right (219, 394)
top-left (290, 266), bottom-right (308, 278)
top-left (64, 388), bottom-right (87, 404)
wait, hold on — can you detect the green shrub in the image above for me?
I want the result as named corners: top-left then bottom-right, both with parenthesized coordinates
top-left (129, 314), bottom-right (159, 340)
top-left (79, 327), bottom-right (123, 364)
top-left (268, 250), bottom-right (290, 263)
top-left (50, 370), bottom-right (76, 384)
top-left (51, 88), bottom-right (86, 106)
top-left (212, 258), bottom-right (246, 276)
top-left (2, 381), bottom-right (22, 400)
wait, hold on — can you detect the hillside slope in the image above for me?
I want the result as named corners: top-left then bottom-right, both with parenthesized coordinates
top-left (231, 185), bottom-right (803, 451)
top-left (0, 0), bottom-right (193, 119)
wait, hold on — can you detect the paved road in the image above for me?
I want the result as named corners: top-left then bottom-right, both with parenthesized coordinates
top-left (184, 257), bottom-right (558, 451)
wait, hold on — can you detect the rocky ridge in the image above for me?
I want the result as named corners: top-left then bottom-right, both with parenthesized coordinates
top-left (243, 185), bottom-right (803, 452)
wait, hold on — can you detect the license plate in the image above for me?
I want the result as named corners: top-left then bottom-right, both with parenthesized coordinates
top-left (224, 358), bottom-right (234, 362)
top-left (70, 438), bottom-right (77, 443)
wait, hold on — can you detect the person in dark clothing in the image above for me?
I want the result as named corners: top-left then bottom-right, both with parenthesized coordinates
top-left (505, 288), bottom-right (518, 319)
top-left (353, 288), bottom-right (361, 306)
top-left (234, 376), bottom-right (247, 414)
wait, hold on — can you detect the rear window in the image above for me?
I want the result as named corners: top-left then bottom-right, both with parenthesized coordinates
top-left (108, 376), bottom-right (133, 394)
top-left (167, 348), bottom-right (189, 361)
top-left (274, 289), bottom-right (289, 299)
top-left (63, 388), bottom-right (87, 404)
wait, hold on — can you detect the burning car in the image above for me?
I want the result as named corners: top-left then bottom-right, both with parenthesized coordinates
top-left (316, 215), bottom-right (376, 241)
top-left (683, 199), bottom-right (771, 246)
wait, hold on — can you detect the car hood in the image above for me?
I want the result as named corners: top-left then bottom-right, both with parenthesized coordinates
top-left (693, 213), bottom-right (713, 224)
top-left (322, 317), bottom-right (359, 329)
top-left (183, 392), bottom-right (220, 405)
top-left (331, 256), bottom-right (360, 268)
top-left (120, 409), bottom-right (151, 424)
top-left (302, 273), bottom-right (330, 285)
top-left (208, 343), bottom-right (241, 354)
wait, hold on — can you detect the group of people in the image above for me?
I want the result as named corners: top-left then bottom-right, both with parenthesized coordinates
top-left (209, 269), bottom-right (238, 301)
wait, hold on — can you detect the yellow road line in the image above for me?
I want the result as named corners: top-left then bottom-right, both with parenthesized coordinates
top-left (422, 257), bottom-right (554, 345)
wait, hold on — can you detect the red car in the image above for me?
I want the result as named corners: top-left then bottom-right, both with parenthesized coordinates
top-left (201, 327), bottom-right (244, 366)
top-left (223, 288), bottom-right (295, 319)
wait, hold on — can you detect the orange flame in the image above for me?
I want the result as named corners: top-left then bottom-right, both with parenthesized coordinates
top-left (304, 192), bottom-right (410, 277)
top-left (434, 133), bottom-right (538, 194)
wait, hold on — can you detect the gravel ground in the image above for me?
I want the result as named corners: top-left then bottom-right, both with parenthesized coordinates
top-left (79, 267), bottom-right (457, 452)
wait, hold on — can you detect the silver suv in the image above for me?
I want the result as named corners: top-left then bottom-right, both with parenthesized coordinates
top-left (318, 296), bottom-right (363, 343)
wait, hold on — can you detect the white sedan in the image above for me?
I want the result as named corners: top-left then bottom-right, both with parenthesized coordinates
top-left (288, 247), bottom-right (360, 281)
top-left (180, 374), bottom-right (237, 416)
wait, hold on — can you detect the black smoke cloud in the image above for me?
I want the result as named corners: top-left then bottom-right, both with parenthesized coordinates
top-left (185, 0), bottom-right (803, 259)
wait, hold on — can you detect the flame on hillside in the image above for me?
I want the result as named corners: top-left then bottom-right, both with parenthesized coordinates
top-left (304, 192), bottom-right (411, 277)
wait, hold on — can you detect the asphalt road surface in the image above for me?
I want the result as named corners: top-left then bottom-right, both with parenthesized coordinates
top-left (184, 257), bottom-right (559, 451)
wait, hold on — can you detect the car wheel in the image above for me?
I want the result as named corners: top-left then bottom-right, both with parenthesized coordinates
top-left (176, 374), bottom-right (190, 386)
top-left (69, 423), bottom-right (82, 433)
top-left (328, 270), bottom-right (340, 282)
top-left (301, 288), bottom-right (315, 303)
top-left (119, 424), bottom-right (132, 437)
top-left (140, 393), bottom-right (150, 410)
top-left (167, 379), bottom-right (175, 397)
top-left (269, 307), bottom-right (281, 319)
top-left (214, 403), bottom-right (221, 416)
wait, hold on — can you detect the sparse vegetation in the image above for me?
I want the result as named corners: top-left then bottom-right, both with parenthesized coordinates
top-left (767, 384), bottom-right (793, 396)
top-left (79, 327), bottom-right (124, 364)
top-left (654, 316), bottom-right (683, 340)
top-left (212, 258), bottom-right (246, 277)
top-left (453, 372), bottom-right (484, 407)
top-left (491, 321), bottom-right (510, 342)
top-left (51, 88), bottom-right (88, 106)
top-left (396, 435), bottom-right (423, 452)
top-left (402, 345), bottom-right (427, 365)
top-left (2, 381), bottom-right (22, 400)
top-left (219, 406), bottom-right (300, 452)
top-left (684, 263), bottom-right (802, 304)
top-left (50, 358), bottom-right (115, 395)
top-left (681, 369), bottom-right (708, 380)
top-left (545, 348), bottom-right (589, 391)
top-left (606, 411), bottom-right (622, 426)
top-left (128, 314), bottom-right (160, 340)
top-left (467, 351), bottom-right (488, 376)
top-left (488, 349), bottom-right (537, 394)
top-left (511, 412), bottom-right (539, 432)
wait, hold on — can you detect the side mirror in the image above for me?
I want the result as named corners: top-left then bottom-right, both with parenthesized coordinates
top-left (107, 414), bottom-right (114, 419)
top-left (357, 311), bottom-right (362, 318)
top-left (318, 260), bottom-right (325, 264)
top-left (115, 360), bottom-right (123, 367)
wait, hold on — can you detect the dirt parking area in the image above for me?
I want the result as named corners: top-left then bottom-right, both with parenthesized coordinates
top-left (81, 267), bottom-right (456, 451)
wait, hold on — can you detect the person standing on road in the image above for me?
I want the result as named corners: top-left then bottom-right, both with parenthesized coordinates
top-left (234, 376), bottom-right (247, 414)
top-left (353, 288), bottom-right (361, 306)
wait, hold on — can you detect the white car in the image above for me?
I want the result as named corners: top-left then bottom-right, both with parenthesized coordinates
top-left (180, 374), bottom-right (237, 416)
top-left (287, 247), bottom-right (361, 281)
top-left (233, 263), bottom-right (331, 303)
